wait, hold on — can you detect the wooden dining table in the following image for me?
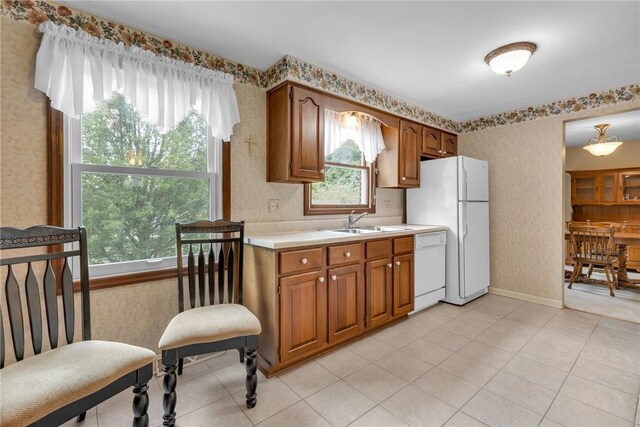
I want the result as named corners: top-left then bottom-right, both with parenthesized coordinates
top-left (565, 231), bottom-right (640, 291)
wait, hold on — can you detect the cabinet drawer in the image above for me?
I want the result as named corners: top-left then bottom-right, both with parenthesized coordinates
top-left (279, 248), bottom-right (323, 275)
top-left (328, 242), bottom-right (362, 266)
top-left (366, 239), bottom-right (392, 259)
top-left (394, 236), bottom-right (414, 254)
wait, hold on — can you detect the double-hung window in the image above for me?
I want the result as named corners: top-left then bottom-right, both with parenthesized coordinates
top-left (305, 110), bottom-right (384, 215)
top-left (65, 94), bottom-right (221, 277)
top-left (307, 140), bottom-right (375, 213)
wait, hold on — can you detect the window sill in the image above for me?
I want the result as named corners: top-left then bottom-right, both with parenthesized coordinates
top-left (73, 267), bottom-right (177, 292)
top-left (304, 206), bottom-right (376, 216)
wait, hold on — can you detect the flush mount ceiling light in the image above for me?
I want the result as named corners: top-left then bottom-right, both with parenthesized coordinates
top-left (484, 42), bottom-right (537, 76)
top-left (582, 124), bottom-right (623, 156)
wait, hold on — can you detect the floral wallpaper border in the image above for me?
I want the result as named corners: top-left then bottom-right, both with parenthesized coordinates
top-left (266, 56), bottom-right (460, 132)
top-left (2, 0), bottom-right (639, 134)
top-left (458, 83), bottom-right (640, 133)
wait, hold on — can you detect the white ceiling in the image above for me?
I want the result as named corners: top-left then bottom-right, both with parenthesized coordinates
top-left (565, 109), bottom-right (640, 147)
top-left (62, 1), bottom-right (640, 121)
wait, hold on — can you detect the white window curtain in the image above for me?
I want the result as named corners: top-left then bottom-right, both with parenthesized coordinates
top-left (324, 109), bottom-right (385, 163)
top-left (34, 22), bottom-right (240, 140)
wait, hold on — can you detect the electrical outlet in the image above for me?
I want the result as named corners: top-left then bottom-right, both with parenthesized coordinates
top-left (384, 199), bottom-right (391, 209)
top-left (269, 199), bottom-right (280, 212)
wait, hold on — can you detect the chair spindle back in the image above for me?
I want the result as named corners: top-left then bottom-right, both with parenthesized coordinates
top-left (175, 220), bottom-right (244, 313)
top-left (0, 226), bottom-right (90, 368)
top-left (568, 223), bottom-right (616, 263)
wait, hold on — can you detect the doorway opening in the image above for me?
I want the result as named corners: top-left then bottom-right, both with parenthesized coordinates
top-left (562, 109), bottom-right (640, 323)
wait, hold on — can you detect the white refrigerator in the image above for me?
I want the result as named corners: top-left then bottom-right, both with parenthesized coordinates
top-left (407, 156), bottom-right (490, 305)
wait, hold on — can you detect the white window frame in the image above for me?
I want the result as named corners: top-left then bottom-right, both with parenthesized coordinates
top-left (63, 111), bottom-right (222, 278)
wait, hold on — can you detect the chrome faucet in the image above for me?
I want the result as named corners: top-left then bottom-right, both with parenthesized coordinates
top-left (347, 210), bottom-right (368, 229)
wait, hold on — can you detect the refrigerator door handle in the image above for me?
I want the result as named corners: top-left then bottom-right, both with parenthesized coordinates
top-left (462, 203), bottom-right (468, 238)
top-left (462, 159), bottom-right (468, 201)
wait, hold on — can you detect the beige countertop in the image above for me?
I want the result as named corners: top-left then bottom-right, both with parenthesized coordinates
top-left (244, 224), bottom-right (447, 250)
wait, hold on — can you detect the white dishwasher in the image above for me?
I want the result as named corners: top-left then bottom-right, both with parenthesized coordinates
top-left (411, 231), bottom-right (446, 313)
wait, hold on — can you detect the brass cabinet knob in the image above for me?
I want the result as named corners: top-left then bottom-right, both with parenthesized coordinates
top-left (318, 277), bottom-right (325, 283)
top-left (387, 263), bottom-right (392, 268)
top-left (396, 261), bottom-right (401, 266)
top-left (443, 150), bottom-right (447, 155)
top-left (345, 251), bottom-right (351, 258)
top-left (401, 176), bottom-right (407, 181)
top-left (331, 275), bottom-right (337, 281)
top-left (301, 258), bottom-right (308, 264)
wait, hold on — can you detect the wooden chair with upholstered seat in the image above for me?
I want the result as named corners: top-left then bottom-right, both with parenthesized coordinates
top-left (158, 220), bottom-right (260, 427)
top-left (568, 223), bottom-right (619, 296)
top-left (0, 226), bottom-right (156, 426)
top-left (583, 221), bottom-right (625, 279)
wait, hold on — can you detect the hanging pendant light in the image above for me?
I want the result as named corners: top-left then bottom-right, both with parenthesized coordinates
top-left (484, 42), bottom-right (537, 76)
top-left (582, 124), bottom-right (623, 156)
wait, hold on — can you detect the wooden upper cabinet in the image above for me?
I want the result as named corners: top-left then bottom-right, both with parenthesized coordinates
top-left (600, 173), bottom-right (618, 203)
top-left (291, 86), bottom-right (325, 180)
top-left (421, 127), bottom-right (441, 158)
top-left (279, 270), bottom-right (327, 362)
top-left (421, 127), bottom-right (458, 159)
top-left (327, 264), bottom-right (364, 343)
top-left (571, 173), bottom-right (598, 204)
top-left (398, 120), bottom-right (421, 187)
top-left (569, 168), bottom-right (640, 205)
top-left (441, 133), bottom-right (458, 157)
top-left (619, 171), bottom-right (640, 203)
top-left (267, 83), bottom-right (325, 183)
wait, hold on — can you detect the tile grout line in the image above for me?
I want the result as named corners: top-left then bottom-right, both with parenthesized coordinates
top-left (538, 311), bottom-right (604, 426)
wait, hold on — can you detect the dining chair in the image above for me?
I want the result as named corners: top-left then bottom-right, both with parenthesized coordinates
top-left (583, 221), bottom-right (625, 279)
top-left (0, 226), bottom-right (156, 426)
top-left (158, 220), bottom-right (261, 427)
top-left (568, 223), bottom-right (618, 296)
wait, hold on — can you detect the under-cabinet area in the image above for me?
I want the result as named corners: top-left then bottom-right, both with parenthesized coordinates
top-left (266, 82), bottom-right (458, 188)
top-left (242, 228), bottom-right (447, 376)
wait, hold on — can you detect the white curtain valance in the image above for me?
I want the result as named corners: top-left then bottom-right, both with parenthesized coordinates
top-left (34, 22), bottom-right (240, 140)
top-left (324, 110), bottom-right (385, 163)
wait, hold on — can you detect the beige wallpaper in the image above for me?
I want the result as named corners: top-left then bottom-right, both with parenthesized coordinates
top-left (459, 101), bottom-right (640, 306)
top-left (565, 139), bottom-right (640, 171)
top-left (0, 18), bottom-right (47, 228)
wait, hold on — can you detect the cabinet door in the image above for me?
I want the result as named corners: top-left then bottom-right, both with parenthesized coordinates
top-left (421, 127), bottom-right (441, 158)
top-left (619, 171), bottom-right (640, 203)
top-left (599, 173), bottom-right (618, 203)
top-left (441, 133), bottom-right (458, 157)
top-left (365, 258), bottom-right (393, 329)
top-left (393, 253), bottom-right (414, 316)
top-left (327, 264), bottom-right (364, 343)
top-left (572, 175), bottom-right (598, 204)
top-left (290, 86), bottom-right (325, 182)
top-left (280, 270), bottom-right (326, 362)
top-left (398, 121), bottom-right (421, 187)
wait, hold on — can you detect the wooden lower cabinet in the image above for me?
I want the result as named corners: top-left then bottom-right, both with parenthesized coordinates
top-left (244, 235), bottom-right (415, 376)
top-left (279, 271), bottom-right (326, 362)
top-left (365, 258), bottom-right (393, 329)
top-left (393, 253), bottom-right (414, 316)
top-left (327, 264), bottom-right (364, 343)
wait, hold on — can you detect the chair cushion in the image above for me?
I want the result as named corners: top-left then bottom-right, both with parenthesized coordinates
top-left (158, 304), bottom-right (261, 350)
top-left (0, 340), bottom-right (155, 426)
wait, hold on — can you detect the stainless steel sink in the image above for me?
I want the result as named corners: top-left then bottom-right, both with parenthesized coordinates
top-left (329, 226), bottom-right (412, 234)
top-left (329, 228), bottom-right (381, 234)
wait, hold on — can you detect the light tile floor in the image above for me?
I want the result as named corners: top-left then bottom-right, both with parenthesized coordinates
top-left (63, 294), bottom-right (640, 426)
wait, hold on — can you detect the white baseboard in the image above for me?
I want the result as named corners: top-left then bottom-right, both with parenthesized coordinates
top-left (489, 287), bottom-right (563, 309)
